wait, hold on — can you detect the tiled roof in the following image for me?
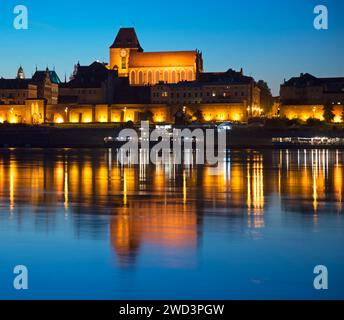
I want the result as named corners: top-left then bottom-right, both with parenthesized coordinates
top-left (0, 79), bottom-right (33, 89)
top-left (199, 69), bottom-right (254, 84)
top-left (129, 51), bottom-right (197, 68)
top-left (60, 61), bottom-right (109, 88)
top-left (110, 28), bottom-right (143, 51)
top-left (32, 70), bottom-right (61, 84)
top-left (282, 73), bottom-right (344, 92)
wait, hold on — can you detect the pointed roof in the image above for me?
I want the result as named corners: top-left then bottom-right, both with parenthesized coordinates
top-left (31, 69), bottom-right (61, 84)
top-left (110, 28), bottom-right (143, 51)
top-left (60, 61), bottom-right (111, 88)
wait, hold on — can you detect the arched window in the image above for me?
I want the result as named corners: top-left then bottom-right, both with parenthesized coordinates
top-left (148, 71), bottom-right (153, 84)
top-left (139, 71), bottom-right (143, 85)
top-left (181, 70), bottom-right (186, 81)
top-left (164, 71), bottom-right (169, 83)
top-left (171, 71), bottom-right (176, 83)
top-left (176, 71), bottom-right (181, 83)
top-left (155, 70), bottom-right (160, 83)
top-left (187, 70), bottom-right (194, 81)
top-left (130, 71), bottom-right (136, 85)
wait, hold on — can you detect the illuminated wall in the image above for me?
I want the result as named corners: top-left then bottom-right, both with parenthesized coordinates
top-left (44, 104), bottom-right (171, 124)
top-left (130, 67), bottom-right (195, 85)
top-left (195, 103), bottom-right (248, 122)
top-left (0, 100), bottom-right (44, 124)
top-left (109, 47), bottom-right (200, 85)
top-left (0, 105), bottom-right (26, 124)
top-left (95, 105), bottom-right (109, 123)
top-left (280, 104), bottom-right (343, 122)
top-left (69, 107), bottom-right (93, 123)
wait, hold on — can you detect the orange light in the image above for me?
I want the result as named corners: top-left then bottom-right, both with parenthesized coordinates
top-left (54, 115), bottom-right (64, 123)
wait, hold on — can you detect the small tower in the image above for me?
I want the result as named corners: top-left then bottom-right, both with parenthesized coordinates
top-left (109, 28), bottom-right (143, 77)
top-left (17, 66), bottom-right (25, 79)
top-left (70, 62), bottom-right (80, 80)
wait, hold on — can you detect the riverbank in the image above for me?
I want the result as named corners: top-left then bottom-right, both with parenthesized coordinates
top-left (0, 123), bottom-right (343, 148)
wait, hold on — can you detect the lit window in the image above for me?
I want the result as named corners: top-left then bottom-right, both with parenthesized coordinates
top-left (121, 57), bottom-right (126, 69)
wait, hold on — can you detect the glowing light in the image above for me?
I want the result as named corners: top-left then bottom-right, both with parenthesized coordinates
top-left (9, 116), bottom-right (18, 124)
top-left (231, 113), bottom-right (241, 121)
top-left (154, 115), bottom-right (164, 123)
top-left (98, 114), bottom-right (108, 122)
top-left (54, 115), bottom-right (64, 123)
top-left (82, 116), bottom-right (92, 123)
top-left (334, 116), bottom-right (341, 123)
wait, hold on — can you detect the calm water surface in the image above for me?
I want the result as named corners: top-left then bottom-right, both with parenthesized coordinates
top-left (0, 148), bottom-right (343, 299)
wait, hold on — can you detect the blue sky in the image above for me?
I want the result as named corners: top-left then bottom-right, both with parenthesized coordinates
top-left (0, 0), bottom-right (343, 95)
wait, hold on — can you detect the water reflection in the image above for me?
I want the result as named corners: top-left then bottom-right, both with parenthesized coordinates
top-left (0, 148), bottom-right (343, 269)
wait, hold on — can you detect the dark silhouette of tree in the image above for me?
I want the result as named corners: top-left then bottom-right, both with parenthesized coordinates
top-left (141, 110), bottom-right (154, 122)
top-left (193, 109), bottom-right (204, 122)
top-left (125, 120), bottom-right (134, 128)
top-left (257, 80), bottom-right (274, 114)
top-left (323, 101), bottom-right (335, 123)
top-left (174, 109), bottom-right (186, 125)
top-left (341, 106), bottom-right (344, 123)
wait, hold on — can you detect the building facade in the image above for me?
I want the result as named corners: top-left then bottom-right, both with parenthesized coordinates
top-left (280, 73), bottom-right (344, 105)
top-left (151, 68), bottom-right (261, 121)
top-left (108, 28), bottom-right (203, 85)
top-left (0, 79), bottom-right (37, 105)
top-left (280, 73), bottom-right (344, 122)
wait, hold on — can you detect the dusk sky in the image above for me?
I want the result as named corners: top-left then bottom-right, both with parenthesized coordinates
top-left (0, 0), bottom-right (343, 95)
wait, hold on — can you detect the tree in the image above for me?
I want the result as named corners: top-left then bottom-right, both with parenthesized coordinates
top-left (341, 106), bottom-right (344, 123)
top-left (193, 110), bottom-right (204, 122)
top-left (257, 80), bottom-right (274, 114)
top-left (125, 120), bottom-right (134, 128)
top-left (323, 101), bottom-right (335, 123)
top-left (174, 109), bottom-right (187, 125)
top-left (141, 110), bottom-right (153, 122)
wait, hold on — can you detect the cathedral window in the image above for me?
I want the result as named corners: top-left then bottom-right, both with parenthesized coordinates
top-left (121, 57), bottom-right (126, 69)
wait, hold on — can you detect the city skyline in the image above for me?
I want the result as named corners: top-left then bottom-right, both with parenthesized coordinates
top-left (1, 0), bottom-right (344, 95)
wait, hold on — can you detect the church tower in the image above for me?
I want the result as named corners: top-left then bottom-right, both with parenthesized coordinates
top-left (109, 28), bottom-right (143, 77)
top-left (17, 66), bottom-right (25, 79)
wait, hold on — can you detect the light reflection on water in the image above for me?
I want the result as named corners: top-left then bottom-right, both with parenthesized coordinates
top-left (0, 148), bottom-right (343, 299)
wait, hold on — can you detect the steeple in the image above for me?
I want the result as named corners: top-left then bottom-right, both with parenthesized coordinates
top-left (17, 65), bottom-right (25, 79)
top-left (110, 27), bottom-right (143, 51)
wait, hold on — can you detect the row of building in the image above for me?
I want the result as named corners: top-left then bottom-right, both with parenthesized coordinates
top-left (0, 28), bottom-right (343, 125)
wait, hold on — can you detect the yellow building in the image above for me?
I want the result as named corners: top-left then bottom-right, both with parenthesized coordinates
top-left (280, 104), bottom-right (343, 123)
top-left (0, 99), bottom-right (45, 124)
top-left (108, 28), bottom-right (203, 85)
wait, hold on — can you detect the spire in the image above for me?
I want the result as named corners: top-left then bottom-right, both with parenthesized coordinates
top-left (17, 65), bottom-right (25, 79)
top-left (110, 27), bottom-right (143, 51)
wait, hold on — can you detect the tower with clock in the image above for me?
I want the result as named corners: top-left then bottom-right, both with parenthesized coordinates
top-left (109, 28), bottom-right (143, 77)
top-left (108, 27), bottom-right (203, 85)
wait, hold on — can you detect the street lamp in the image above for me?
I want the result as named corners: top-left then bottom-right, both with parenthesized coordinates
top-left (65, 107), bottom-right (69, 122)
